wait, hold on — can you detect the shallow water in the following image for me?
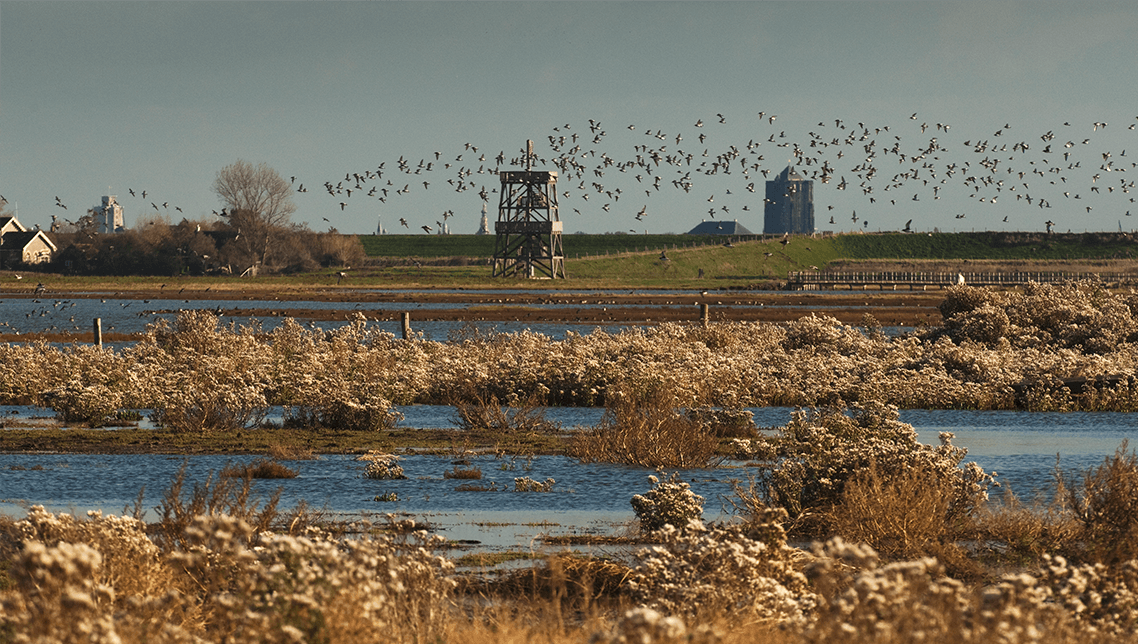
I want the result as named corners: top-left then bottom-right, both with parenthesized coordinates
top-left (0, 293), bottom-right (904, 341)
top-left (2, 407), bottom-right (1135, 547)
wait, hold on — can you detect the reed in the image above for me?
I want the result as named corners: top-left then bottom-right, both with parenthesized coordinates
top-left (443, 465), bottom-right (483, 479)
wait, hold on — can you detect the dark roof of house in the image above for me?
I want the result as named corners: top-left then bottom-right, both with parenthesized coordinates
top-left (686, 220), bottom-right (755, 235)
top-left (1, 230), bottom-right (58, 252)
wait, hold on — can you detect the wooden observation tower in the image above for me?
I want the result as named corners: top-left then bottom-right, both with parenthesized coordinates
top-left (492, 140), bottom-right (566, 278)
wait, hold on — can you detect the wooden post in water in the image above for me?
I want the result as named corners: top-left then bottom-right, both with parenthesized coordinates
top-left (401, 312), bottom-right (412, 340)
top-left (93, 318), bottom-right (103, 349)
top-left (700, 303), bottom-right (709, 328)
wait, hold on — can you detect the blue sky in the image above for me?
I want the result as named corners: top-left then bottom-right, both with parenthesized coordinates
top-left (4, 1), bottom-right (1138, 237)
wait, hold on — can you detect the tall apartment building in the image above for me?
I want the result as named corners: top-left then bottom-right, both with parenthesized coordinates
top-left (763, 165), bottom-right (814, 235)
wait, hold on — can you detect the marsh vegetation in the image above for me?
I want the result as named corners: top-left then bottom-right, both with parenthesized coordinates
top-left (5, 279), bottom-right (1138, 642)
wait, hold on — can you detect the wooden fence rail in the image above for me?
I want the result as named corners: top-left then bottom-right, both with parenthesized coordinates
top-left (786, 271), bottom-right (1138, 291)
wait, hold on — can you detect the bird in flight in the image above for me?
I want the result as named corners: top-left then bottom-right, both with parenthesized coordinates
top-left (399, 218), bottom-right (409, 228)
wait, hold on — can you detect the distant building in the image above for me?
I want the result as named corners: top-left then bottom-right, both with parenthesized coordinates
top-left (764, 166), bottom-right (814, 235)
top-left (687, 220), bottom-right (755, 235)
top-left (0, 215), bottom-right (57, 267)
top-left (95, 196), bottom-right (125, 234)
top-left (476, 202), bottom-right (490, 235)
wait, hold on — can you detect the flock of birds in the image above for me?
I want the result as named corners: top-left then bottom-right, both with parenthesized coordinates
top-left (292, 111), bottom-right (1138, 235)
top-left (0, 297), bottom-right (89, 335)
top-left (8, 111), bottom-right (1138, 236)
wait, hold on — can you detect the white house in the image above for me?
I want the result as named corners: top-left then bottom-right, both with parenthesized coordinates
top-left (0, 216), bottom-right (58, 267)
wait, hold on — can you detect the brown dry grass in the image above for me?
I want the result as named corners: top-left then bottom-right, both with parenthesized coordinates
top-left (465, 554), bottom-right (634, 604)
top-left (219, 458), bottom-right (299, 479)
top-left (973, 486), bottom-right (1082, 570)
top-left (824, 460), bottom-right (988, 581)
top-left (444, 465), bottom-right (484, 479)
top-left (826, 460), bottom-right (955, 558)
top-left (1061, 440), bottom-right (1138, 564)
top-left (451, 392), bottom-right (561, 436)
top-left (568, 389), bottom-right (722, 468)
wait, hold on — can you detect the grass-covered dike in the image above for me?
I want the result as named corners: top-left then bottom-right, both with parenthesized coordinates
top-left (352, 230), bottom-right (1138, 287)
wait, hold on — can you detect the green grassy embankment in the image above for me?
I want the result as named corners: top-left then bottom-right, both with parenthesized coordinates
top-left (357, 233), bottom-right (755, 259)
top-left (8, 232), bottom-right (1136, 294)
top-left (354, 231), bottom-right (1138, 287)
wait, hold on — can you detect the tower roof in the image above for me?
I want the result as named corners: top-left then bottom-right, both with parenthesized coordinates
top-left (776, 165), bottom-right (805, 182)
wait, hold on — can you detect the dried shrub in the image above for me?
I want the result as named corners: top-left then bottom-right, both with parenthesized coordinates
top-left (805, 537), bottom-right (1138, 642)
top-left (1061, 440), bottom-right (1138, 564)
top-left (451, 392), bottom-right (560, 435)
top-left (513, 476), bottom-right (555, 492)
top-left (685, 405), bottom-right (757, 438)
top-left (747, 404), bottom-right (996, 536)
top-left (7, 506), bottom-right (172, 605)
top-left (165, 515), bottom-right (456, 644)
top-left (804, 538), bottom-right (975, 643)
top-left (592, 608), bottom-right (718, 644)
top-left (220, 458), bottom-right (298, 480)
top-left (358, 452), bottom-right (406, 480)
top-left (0, 505), bottom-right (456, 644)
top-left (135, 312), bottom-right (272, 433)
top-left (150, 463), bottom-right (282, 551)
top-left (569, 388), bottom-right (722, 468)
top-left (1036, 555), bottom-right (1138, 637)
top-left (443, 465), bottom-right (483, 479)
top-left (12, 283), bottom-right (1138, 417)
top-left (628, 511), bottom-right (814, 625)
top-left (974, 486), bottom-right (1082, 566)
top-left (826, 459), bottom-right (956, 558)
top-left (0, 540), bottom-right (119, 642)
top-left (40, 379), bottom-right (125, 428)
top-left (283, 387), bottom-right (403, 432)
top-left (631, 472), bottom-right (704, 533)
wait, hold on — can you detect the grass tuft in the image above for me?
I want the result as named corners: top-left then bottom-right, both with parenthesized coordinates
top-left (219, 458), bottom-right (298, 480)
top-left (443, 465), bottom-right (483, 479)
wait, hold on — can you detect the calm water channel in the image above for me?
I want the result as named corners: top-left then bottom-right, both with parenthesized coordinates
top-left (0, 290), bottom-right (901, 341)
top-left (2, 406), bottom-right (1135, 548)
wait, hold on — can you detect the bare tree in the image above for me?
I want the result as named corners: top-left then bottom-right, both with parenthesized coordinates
top-left (212, 160), bottom-right (296, 271)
